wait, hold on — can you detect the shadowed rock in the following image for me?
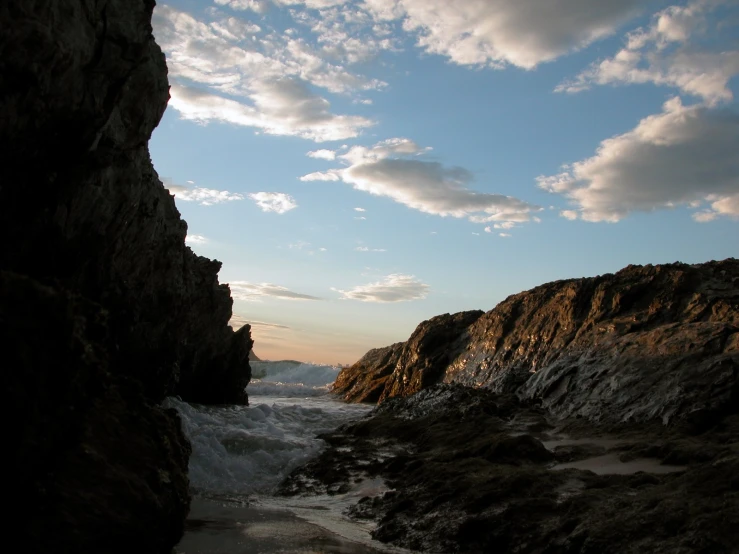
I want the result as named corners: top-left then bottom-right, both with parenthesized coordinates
top-left (1, 0), bottom-right (252, 551)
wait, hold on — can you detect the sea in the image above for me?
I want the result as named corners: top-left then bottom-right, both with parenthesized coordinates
top-left (164, 360), bottom-right (403, 553)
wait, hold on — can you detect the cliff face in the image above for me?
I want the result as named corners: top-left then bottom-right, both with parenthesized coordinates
top-left (336, 260), bottom-right (739, 423)
top-left (334, 311), bottom-right (484, 402)
top-left (1, 0), bottom-right (251, 551)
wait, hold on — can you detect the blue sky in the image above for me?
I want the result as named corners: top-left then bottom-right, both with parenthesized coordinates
top-left (149, 0), bottom-right (739, 364)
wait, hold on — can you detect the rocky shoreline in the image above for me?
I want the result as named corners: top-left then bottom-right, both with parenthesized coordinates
top-left (299, 258), bottom-right (739, 553)
top-left (280, 384), bottom-right (739, 553)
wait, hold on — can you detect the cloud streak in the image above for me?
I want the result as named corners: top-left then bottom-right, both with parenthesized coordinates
top-left (230, 281), bottom-right (322, 301)
top-left (167, 182), bottom-right (245, 205)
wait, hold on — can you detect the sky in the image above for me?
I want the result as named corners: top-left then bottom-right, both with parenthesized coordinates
top-left (149, 0), bottom-right (739, 364)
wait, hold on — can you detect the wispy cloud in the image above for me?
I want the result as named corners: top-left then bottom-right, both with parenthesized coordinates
top-left (230, 281), bottom-right (322, 301)
top-left (166, 181), bottom-right (244, 206)
top-left (333, 274), bottom-right (429, 303)
top-left (355, 246), bottom-right (386, 252)
top-left (229, 315), bottom-right (291, 331)
top-left (249, 192), bottom-right (298, 214)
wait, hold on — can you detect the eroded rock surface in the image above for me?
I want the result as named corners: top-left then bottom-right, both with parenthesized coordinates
top-left (337, 260), bottom-right (739, 423)
top-left (282, 384), bottom-right (739, 553)
top-left (334, 310), bottom-right (484, 402)
top-left (1, 1), bottom-right (250, 551)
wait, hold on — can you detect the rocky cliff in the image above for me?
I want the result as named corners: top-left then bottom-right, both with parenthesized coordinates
top-left (1, 1), bottom-right (251, 552)
top-left (335, 259), bottom-right (739, 424)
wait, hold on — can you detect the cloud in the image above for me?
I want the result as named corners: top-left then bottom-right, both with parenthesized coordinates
top-left (185, 234), bottom-right (209, 245)
top-left (166, 181), bottom-right (245, 205)
top-left (169, 81), bottom-right (373, 142)
top-left (557, 1), bottom-right (739, 105)
top-left (499, 233), bottom-right (512, 237)
top-left (300, 138), bottom-right (540, 224)
top-left (692, 193), bottom-right (739, 222)
top-left (249, 192), bottom-right (298, 214)
top-left (153, 5), bottom-right (380, 142)
top-left (215, 0), bottom-right (270, 13)
top-left (230, 281), bottom-right (322, 301)
top-left (363, 0), bottom-right (644, 69)
top-left (307, 149), bottom-right (337, 160)
top-left (354, 207), bottom-right (366, 212)
top-left (355, 246), bottom-right (386, 252)
top-left (560, 210), bottom-right (579, 220)
top-left (333, 274), bottom-right (429, 302)
top-left (538, 98), bottom-right (739, 222)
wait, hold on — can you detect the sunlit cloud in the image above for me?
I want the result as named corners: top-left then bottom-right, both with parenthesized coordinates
top-left (364, 0), bottom-right (644, 69)
top-left (557, 0), bottom-right (739, 106)
top-left (307, 149), bottom-right (337, 160)
top-left (333, 273), bottom-right (429, 303)
top-left (249, 192), bottom-right (298, 214)
top-left (300, 137), bottom-right (540, 224)
top-left (185, 234), bottom-right (209, 245)
top-left (166, 181), bottom-right (245, 206)
top-left (538, 98), bottom-right (739, 222)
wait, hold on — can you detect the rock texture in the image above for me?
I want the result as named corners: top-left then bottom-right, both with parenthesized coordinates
top-left (1, 0), bottom-right (251, 552)
top-left (334, 311), bottom-right (484, 402)
top-left (336, 260), bottom-right (739, 423)
top-left (283, 384), bottom-right (739, 553)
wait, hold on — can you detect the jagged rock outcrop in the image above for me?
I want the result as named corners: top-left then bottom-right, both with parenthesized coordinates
top-left (334, 310), bottom-right (484, 402)
top-left (1, 0), bottom-right (251, 551)
top-left (337, 260), bottom-right (739, 423)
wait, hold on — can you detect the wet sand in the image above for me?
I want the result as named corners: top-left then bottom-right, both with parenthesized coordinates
top-left (176, 497), bottom-right (395, 554)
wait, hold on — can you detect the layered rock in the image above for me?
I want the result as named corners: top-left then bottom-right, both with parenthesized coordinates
top-left (1, 0), bottom-right (251, 551)
top-left (336, 260), bottom-right (739, 423)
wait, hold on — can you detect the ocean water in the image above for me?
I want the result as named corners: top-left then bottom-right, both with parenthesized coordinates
top-left (164, 361), bottom-right (373, 498)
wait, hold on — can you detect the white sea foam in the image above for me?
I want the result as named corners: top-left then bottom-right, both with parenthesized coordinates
top-left (164, 361), bottom-right (370, 497)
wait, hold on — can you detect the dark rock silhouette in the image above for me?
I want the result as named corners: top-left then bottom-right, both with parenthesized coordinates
top-left (1, 0), bottom-right (251, 551)
top-left (336, 259), bottom-right (738, 423)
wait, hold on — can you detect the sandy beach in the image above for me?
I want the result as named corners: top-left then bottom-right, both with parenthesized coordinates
top-left (176, 497), bottom-right (394, 554)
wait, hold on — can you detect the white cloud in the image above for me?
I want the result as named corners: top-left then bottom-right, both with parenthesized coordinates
top-left (560, 210), bottom-right (579, 220)
top-left (538, 98), bottom-right (739, 222)
top-left (230, 281), bottom-right (322, 301)
top-left (692, 193), bottom-right (739, 221)
top-left (499, 233), bottom-right (512, 237)
top-left (307, 149), bottom-right (337, 160)
top-left (333, 274), bottom-right (429, 302)
top-left (169, 81), bottom-right (373, 142)
top-left (484, 227), bottom-right (492, 233)
top-left (355, 246), bottom-right (386, 252)
top-left (166, 182), bottom-right (245, 205)
top-left (215, 0), bottom-right (270, 13)
top-left (300, 138), bottom-right (540, 224)
top-left (299, 170), bottom-right (342, 181)
top-left (557, 1), bottom-right (739, 105)
top-left (249, 192), bottom-right (298, 214)
top-left (355, 216), bottom-right (367, 220)
top-left (363, 0), bottom-right (644, 69)
top-left (185, 234), bottom-right (209, 245)
top-left (354, 207), bottom-right (366, 212)
top-left (153, 5), bottom-right (380, 142)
